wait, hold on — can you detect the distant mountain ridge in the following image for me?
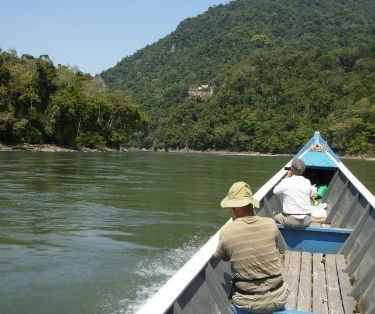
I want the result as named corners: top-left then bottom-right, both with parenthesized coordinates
top-left (101, 0), bottom-right (374, 155)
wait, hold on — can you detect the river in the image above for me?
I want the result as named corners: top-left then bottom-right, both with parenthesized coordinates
top-left (0, 151), bottom-right (374, 314)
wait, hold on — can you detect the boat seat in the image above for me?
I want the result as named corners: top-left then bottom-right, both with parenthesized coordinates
top-left (282, 250), bottom-right (357, 313)
top-left (277, 224), bottom-right (352, 254)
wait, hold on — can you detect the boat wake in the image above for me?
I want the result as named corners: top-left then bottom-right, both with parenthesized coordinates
top-left (115, 235), bottom-right (206, 313)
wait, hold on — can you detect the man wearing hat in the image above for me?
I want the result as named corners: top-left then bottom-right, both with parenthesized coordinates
top-left (215, 182), bottom-right (288, 314)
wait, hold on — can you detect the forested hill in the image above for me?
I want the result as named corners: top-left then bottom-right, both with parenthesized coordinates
top-left (0, 52), bottom-right (148, 150)
top-left (102, 0), bottom-right (374, 155)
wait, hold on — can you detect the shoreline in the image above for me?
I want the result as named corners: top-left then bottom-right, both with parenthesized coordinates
top-left (0, 143), bottom-right (373, 160)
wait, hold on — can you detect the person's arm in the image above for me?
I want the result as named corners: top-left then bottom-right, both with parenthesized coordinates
top-left (272, 220), bottom-right (285, 254)
top-left (273, 184), bottom-right (281, 195)
top-left (273, 177), bottom-right (287, 195)
top-left (310, 183), bottom-right (317, 197)
top-left (214, 236), bottom-right (230, 262)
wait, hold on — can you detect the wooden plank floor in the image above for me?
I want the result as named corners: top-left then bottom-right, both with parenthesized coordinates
top-left (283, 251), bottom-right (357, 313)
top-left (310, 221), bottom-right (332, 228)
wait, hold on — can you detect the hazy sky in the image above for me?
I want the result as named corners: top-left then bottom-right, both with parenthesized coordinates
top-left (1, 0), bottom-right (230, 75)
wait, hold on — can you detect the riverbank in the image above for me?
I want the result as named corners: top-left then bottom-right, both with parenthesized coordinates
top-left (0, 143), bottom-right (288, 156)
top-left (0, 144), bottom-right (75, 152)
top-left (0, 144), bottom-right (119, 153)
top-left (167, 148), bottom-right (374, 160)
top-left (0, 143), bottom-right (373, 160)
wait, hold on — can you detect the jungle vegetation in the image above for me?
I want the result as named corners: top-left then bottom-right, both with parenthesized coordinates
top-left (0, 50), bottom-right (148, 149)
top-left (102, 0), bottom-right (374, 155)
top-left (1, 0), bottom-right (374, 155)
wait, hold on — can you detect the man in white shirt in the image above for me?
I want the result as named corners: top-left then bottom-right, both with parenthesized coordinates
top-left (273, 159), bottom-right (315, 228)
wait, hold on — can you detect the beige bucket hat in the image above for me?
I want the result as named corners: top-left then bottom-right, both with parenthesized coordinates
top-left (220, 181), bottom-right (260, 208)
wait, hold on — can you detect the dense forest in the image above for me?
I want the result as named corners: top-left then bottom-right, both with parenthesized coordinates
top-left (0, 50), bottom-right (148, 149)
top-left (102, 0), bottom-right (374, 155)
top-left (1, 0), bottom-right (374, 155)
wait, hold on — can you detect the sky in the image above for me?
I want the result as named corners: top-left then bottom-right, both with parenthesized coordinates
top-left (1, 0), bottom-right (230, 76)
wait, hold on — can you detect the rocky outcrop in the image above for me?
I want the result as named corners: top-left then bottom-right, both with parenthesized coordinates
top-left (0, 144), bottom-right (75, 152)
top-left (188, 84), bottom-right (216, 100)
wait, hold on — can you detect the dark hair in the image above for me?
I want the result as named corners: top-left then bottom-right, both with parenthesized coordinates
top-left (291, 159), bottom-right (305, 175)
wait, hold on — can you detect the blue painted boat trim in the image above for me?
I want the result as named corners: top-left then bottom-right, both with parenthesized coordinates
top-left (300, 151), bottom-right (337, 169)
top-left (276, 311), bottom-right (312, 314)
top-left (294, 131), bottom-right (340, 169)
top-left (277, 224), bottom-right (352, 254)
top-left (235, 309), bottom-right (312, 314)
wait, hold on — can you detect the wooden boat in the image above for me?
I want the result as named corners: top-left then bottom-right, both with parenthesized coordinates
top-left (137, 131), bottom-right (375, 314)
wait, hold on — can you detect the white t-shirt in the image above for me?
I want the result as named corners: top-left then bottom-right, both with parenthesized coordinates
top-left (273, 175), bottom-right (314, 217)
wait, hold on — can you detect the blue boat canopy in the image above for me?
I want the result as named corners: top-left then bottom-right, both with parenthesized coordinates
top-left (294, 131), bottom-right (340, 169)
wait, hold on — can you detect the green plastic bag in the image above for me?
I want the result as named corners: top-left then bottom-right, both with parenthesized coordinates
top-left (316, 185), bottom-right (328, 198)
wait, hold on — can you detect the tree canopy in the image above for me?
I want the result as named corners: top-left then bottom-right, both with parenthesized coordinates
top-left (102, 0), bottom-right (374, 155)
top-left (0, 50), bottom-right (148, 149)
